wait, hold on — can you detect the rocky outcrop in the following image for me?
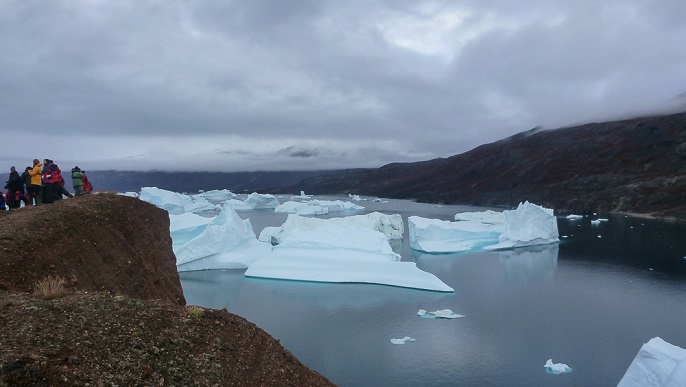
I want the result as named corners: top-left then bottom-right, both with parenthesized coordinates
top-left (293, 111), bottom-right (686, 220)
top-left (0, 193), bottom-right (185, 305)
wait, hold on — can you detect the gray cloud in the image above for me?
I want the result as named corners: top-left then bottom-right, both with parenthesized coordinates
top-left (1, 0), bottom-right (685, 172)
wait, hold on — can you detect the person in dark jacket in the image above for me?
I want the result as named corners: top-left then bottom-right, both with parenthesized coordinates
top-left (42, 159), bottom-right (57, 204)
top-left (21, 167), bottom-right (32, 206)
top-left (5, 166), bottom-right (23, 209)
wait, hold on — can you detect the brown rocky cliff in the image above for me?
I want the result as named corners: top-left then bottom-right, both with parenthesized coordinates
top-left (0, 193), bottom-right (185, 305)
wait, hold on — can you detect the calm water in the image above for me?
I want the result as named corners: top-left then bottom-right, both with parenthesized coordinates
top-left (180, 196), bottom-right (686, 386)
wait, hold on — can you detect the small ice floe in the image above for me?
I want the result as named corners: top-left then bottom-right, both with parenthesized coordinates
top-left (561, 235), bottom-right (568, 238)
top-left (390, 337), bottom-right (416, 345)
top-left (597, 235), bottom-right (602, 238)
top-left (566, 214), bottom-right (583, 220)
top-left (544, 359), bottom-right (572, 374)
top-left (591, 219), bottom-right (601, 225)
top-left (417, 309), bottom-right (465, 319)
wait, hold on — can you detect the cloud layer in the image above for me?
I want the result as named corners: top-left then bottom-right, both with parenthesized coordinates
top-left (1, 0), bottom-right (685, 171)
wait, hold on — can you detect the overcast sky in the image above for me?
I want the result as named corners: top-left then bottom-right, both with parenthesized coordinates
top-left (1, 0), bottom-right (685, 172)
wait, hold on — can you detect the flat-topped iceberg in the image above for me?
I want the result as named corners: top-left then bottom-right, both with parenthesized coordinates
top-left (484, 201), bottom-right (559, 250)
top-left (195, 189), bottom-right (236, 201)
top-left (408, 216), bottom-right (503, 253)
top-left (275, 201), bottom-right (329, 215)
top-left (245, 221), bottom-right (452, 292)
top-left (618, 337), bottom-right (686, 386)
top-left (270, 212), bottom-right (403, 244)
top-left (227, 192), bottom-right (280, 210)
top-left (140, 187), bottom-right (219, 214)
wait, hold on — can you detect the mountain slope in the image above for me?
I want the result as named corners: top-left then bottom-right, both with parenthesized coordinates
top-left (293, 112), bottom-right (686, 219)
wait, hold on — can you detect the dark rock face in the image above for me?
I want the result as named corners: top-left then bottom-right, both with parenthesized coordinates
top-left (294, 112), bottom-right (686, 219)
top-left (0, 193), bottom-right (186, 305)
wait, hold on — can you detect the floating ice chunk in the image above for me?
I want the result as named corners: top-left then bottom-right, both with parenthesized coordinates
top-left (173, 204), bottom-right (258, 265)
top-left (226, 193), bottom-right (280, 210)
top-left (373, 198), bottom-right (388, 203)
top-left (348, 193), bottom-right (362, 201)
top-left (275, 201), bottom-right (329, 215)
top-left (408, 216), bottom-right (503, 253)
top-left (591, 219), bottom-right (601, 225)
top-left (484, 201), bottom-right (559, 250)
top-left (272, 212), bottom-right (403, 243)
top-left (454, 210), bottom-right (504, 224)
top-left (140, 187), bottom-right (218, 214)
top-left (195, 189), bottom-right (236, 201)
top-left (309, 200), bottom-right (364, 212)
top-left (566, 214), bottom-right (583, 220)
top-left (618, 337), bottom-right (686, 387)
top-left (390, 337), bottom-right (415, 345)
top-left (245, 224), bottom-right (452, 292)
top-left (417, 309), bottom-right (464, 319)
top-left (544, 359), bottom-right (572, 374)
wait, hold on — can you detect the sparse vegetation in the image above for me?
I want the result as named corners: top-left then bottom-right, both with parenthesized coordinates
top-left (187, 305), bottom-right (205, 319)
top-left (32, 275), bottom-right (67, 299)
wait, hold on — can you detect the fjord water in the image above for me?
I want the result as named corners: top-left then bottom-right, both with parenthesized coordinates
top-left (179, 196), bottom-right (686, 386)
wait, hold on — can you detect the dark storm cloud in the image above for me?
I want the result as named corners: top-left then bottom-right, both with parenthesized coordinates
top-left (0, 0), bottom-right (685, 171)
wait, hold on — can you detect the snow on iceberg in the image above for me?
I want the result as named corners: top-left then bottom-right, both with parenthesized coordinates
top-left (408, 216), bottom-right (503, 253)
top-left (271, 212), bottom-right (404, 244)
top-left (245, 223), bottom-right (453, 292)
top-left (417, 309), bottom-right (464, 319)
top-left (173, 204), bottom-right (264, 267)
top-left (484, 201), bottom-right (559, 250)
top-left (140, 187), bottom-right (218, 215)
top-left (195, 189), bottom-right (236, 201)
top-left (544, 359), bottom-right (572, 374)
top-left (617, 337), bottom-right (686, 387)
top-left (227, 192), bottom-right (280, 210)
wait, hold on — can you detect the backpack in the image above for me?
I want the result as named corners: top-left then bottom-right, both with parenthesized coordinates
top-left (82, 172), bottom-right (93, 193)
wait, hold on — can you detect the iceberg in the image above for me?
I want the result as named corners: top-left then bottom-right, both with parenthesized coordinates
top-left (390, 337), bottom-right (415, 345)
top-left (245, 223), bottom-right (453, 292)
top-left (176, 240), bottom-right (271, 271)
top-left (169, 212), bottom-right (215, 248)
top-left (544, 359), bottom-right (572, 374)
top-left (417, 309), bottom-right (464, 319)
top-left (274, 201), bottom-right (329, 215)
top-left (308, 200), bottom-right (364, 212)
top-left (173, 204), bottom-right (261, 266)
top-left (139, 187), bottom-right (218, 215)
top-left (408, 216), bottom-right (503, 253)
top-left (566, 214), bottom-right (583, 220)
top-left (617, 337), bottom-right (686, 387)
top-left (195, 189), bottom-right (236, 201)
top-left (226, 192), bottom-right (280, 210)
top-left (271, 212), bottom-right (404, 243)
top-left (484, 201), bottom-right (559, 250)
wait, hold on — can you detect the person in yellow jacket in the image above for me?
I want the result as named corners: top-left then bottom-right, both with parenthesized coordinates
top-left (27, 158), bottom-right (42, 205)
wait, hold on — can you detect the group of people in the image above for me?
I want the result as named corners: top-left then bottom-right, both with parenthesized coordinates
top-left (2, 159), bottom-right (92, 211)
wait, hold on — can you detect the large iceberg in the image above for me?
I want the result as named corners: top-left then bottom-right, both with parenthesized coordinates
top-left (408, 216), bottom-right (503, 253)
top-left (139, 187), bottom-right (218, 214)
top-left (227, 192), bottom-right (280, 210)
top-left (270, 212), bottom-right (403, 244)
top-left (245, 223), bottom-right (453, 292)
top-left (274, 201), bottom-right (329, 215)
top-left (618, 337), bottom-right (686, 387)
top-left (484, 201), bottom-right (559, 250)
top-left (173, 204), bottom-right (266, 267)
top-left (454, 210), bottom-right (505, 224)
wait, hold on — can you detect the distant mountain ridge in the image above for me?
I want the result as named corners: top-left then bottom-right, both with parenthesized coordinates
top-left (82, 170), bottom-right (334, 194)
top-left (290, 111), bottom-right (686, 220)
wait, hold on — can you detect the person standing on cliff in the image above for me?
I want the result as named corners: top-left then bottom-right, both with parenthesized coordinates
top-left (42, 159), bottom-right (57, 204)
top-left (71, 166), bottom-right (85, 196)
top-left (4, 166), bottom-right (23, 209)
top-left (28, 159), bottom-right (42, 205)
